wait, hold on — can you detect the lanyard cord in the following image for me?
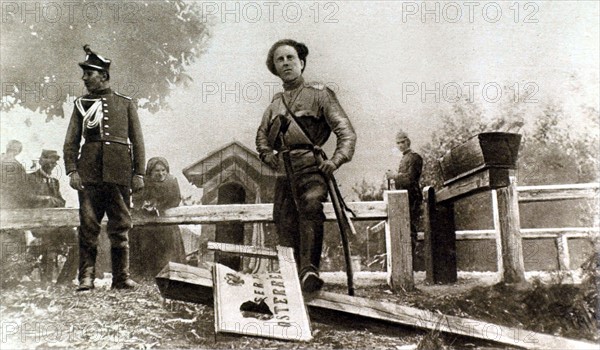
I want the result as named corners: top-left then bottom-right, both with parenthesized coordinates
top-left (76, 98), bottom-right (103, 129)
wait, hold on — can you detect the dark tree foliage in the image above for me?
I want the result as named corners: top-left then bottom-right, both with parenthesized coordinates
top-left (1, 0), bottom-right (209, 118)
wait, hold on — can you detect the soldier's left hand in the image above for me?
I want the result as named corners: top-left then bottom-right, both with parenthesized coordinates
top-left (319, 160), bottom-right (337, 176)
top-left (385, 169), bottom-right (395, 179)
top-left (132, 175), bottom-right (144, 192)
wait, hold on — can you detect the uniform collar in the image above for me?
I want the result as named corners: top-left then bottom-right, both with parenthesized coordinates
top-left (86, 87), bottom-right (112, 97)
top-left (282, 76), bottom-right (304, 91)
top-left (402, 149), bottom-right (412, 155)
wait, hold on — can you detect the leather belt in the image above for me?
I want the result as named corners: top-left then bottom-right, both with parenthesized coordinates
top-left (86, 135), bottom-right (129, 145)
top-left (286, 144), bottom-right (314, 151)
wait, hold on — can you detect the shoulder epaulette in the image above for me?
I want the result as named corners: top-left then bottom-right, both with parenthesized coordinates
top-left (114, 91), bottom-right (132, 100)
top-left (271, 92), bottom-right (283, 102)
top-left (305, 82), bottom-right (326, 90)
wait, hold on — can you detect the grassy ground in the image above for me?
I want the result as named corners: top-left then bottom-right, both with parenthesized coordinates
top-left (1, 265), bottom-right (597, 350)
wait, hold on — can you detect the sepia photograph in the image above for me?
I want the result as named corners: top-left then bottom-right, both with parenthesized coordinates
top-left (1, 1), bottom-right (598, 349)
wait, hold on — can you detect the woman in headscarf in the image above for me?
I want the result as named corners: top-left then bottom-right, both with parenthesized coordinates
top-left (129, 157), bottom-right (186, 280)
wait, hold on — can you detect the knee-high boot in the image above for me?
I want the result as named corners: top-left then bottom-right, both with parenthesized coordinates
top-left (298, 220), bottom-right (324, 293)
top-left (77, 245), bottom-right (96, 291)
top-left (111, 247), bottom-right (138, 289)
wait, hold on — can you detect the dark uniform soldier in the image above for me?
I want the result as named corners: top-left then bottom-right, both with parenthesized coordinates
top-left (25, 150), bottom-right (77, 284)
top-left (256, 39), bottom-right (356, 293)
top-left (386, 131), bottom-right (423, 255)
top-left (63, 45), bottom-right (145, 291)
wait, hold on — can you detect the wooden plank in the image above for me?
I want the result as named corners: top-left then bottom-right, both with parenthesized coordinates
top-left (496, 171), bottom-right (526, 284)
top-left (423, 186), bottom-right (457, 284)
top-left (436, 168), bottom-right (510, 204)
top-left (384, 191), bottom-right (413, 291)
top-left (369, 220), bottom-right (385, 233)
top-left (455, 228), bottom-right (599, 240)
top-left (157, 265), bottom-right (596, 349)
top-left (207, 241), bottom-right (278, 259)
top-left (155, 262), bottom-right (214, 305)
top-left (305, 291), bottom-right (596, 350)
top-left (0, 201), bottom-right (388, 230)
top-left (518, 183), bottom-right (599, 202)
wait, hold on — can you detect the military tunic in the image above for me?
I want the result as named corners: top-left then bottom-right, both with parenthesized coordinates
top-left (25, 169), bottom-right (76, 283)
top-left (393, 149), bottom-right (423, 237)
top-left (63, 88), bottom-right (145, 253)
top-left (256, 76), bottom-right (356, 276)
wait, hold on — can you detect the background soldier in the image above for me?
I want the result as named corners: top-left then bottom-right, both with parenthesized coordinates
top-left (0, 140), bottom-right (28, 268)
top-left (386, 131), bottom-right (423, 255)
top-left (0, 140), bottom-right (27, 209)
top-left (256, 39), bottom-right (356, 293)
top-left (63, 45), bottom-right (145, 291)
top-left (25, 150), bottom-right (77, 284)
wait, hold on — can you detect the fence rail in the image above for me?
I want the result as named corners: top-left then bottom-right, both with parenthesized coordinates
top-left (368, 183), bottom-right (599, 273)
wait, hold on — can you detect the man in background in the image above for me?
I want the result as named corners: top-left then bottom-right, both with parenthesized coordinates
top-left (25, 150), bottom-right (77, 284)
top-left (386, 131), bottom-right (423, 256)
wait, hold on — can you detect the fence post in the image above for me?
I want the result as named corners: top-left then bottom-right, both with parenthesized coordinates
top-left (423, 186), bottom-right (457, 284)
top-left (556, 234), bottom-right (571, 271)
top-left (495, 170), bottom-right (527, 285)
top-left (384, 190), bottom-right (413, 292)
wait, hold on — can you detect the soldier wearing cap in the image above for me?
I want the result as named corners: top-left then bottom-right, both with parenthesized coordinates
top-left (25, 150), bottom-right (76, 283)
top-left (386, 131), bottom-right (423, 254)
top-left (256, 39), bottom-right (356, 292)
top-left (63, 45), bottom-right (145, 291)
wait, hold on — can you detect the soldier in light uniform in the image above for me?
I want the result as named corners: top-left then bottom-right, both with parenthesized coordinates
top-left (63, 45), bottom-right (145, 291)
top-left (256, 39), bottom-right (356, 292)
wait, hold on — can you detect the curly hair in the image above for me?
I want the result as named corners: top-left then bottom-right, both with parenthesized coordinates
top-left (266, 39), bottom-right (309, 76)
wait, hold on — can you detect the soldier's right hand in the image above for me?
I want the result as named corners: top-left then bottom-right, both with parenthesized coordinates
top-left (264, 153), bottom-right (279, 170)
top-left (69, 171), bottom-right (84, 191)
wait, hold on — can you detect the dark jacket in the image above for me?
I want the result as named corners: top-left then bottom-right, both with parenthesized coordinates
top-left (63, 88), bottom-right (145, 186)
top-left (394, 149), bottom-right (423, 205)
top-left (24, 169), bottom-right (66, 208)
top-left (256, 77), bottom-right (356, 174)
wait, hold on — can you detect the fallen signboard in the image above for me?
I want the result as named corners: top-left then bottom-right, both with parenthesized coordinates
top-left (157, 261), bottom-right (596, 349)
top-left (212, 246), bottom-right (312, 342)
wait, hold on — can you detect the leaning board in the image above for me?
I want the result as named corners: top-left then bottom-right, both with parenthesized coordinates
top-left (213, 246), bottom-right (312, 342)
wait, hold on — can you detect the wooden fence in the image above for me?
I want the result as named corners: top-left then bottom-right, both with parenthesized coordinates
top-left (368, 183), bottom-right (599, 277)
top-left (0, 191), bottom-right (414, 292)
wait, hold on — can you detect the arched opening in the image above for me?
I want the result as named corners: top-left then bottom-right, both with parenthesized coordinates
top-left (215, 182), bottom-right (246, 270)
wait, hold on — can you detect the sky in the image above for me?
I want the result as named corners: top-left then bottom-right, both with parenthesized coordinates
top-left (1, 0), bottom-right (599, 207)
